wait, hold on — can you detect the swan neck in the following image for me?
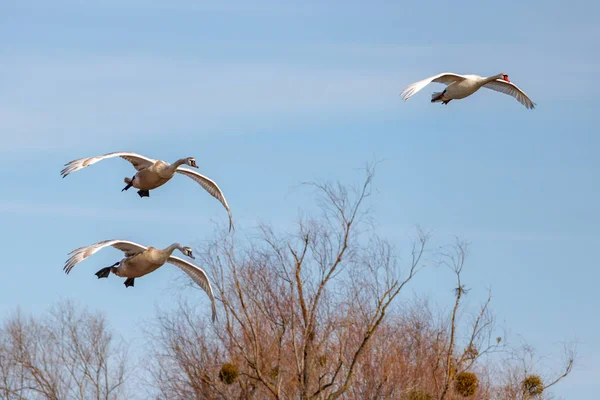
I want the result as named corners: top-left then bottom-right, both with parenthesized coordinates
top-left (166, 159), bottom-right (186, 174)
top-left (166, 243), bottom-right (182, 255)
top-left (173, 158), bottom-right (187, 167)
top-left (482, 74), bottom-right (502, 84)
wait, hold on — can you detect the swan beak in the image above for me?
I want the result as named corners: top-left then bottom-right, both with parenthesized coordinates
top-left (190, 160), bottom-right (198, 168)
top-left (504, 76), bottom-right (510, 82)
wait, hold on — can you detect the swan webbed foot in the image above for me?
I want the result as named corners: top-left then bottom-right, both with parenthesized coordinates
top-left (137, 190), bottom-right (150, 198)
top-left (95, 261), bottom-right (119, 279)
top-left (95, 267), bottom-right (112, 279)
top-left (124, 278), bottom-right (135, 288)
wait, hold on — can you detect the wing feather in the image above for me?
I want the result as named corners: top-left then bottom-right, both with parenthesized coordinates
top-left (61, 152), bottom-right (156, 177)
top-left (482, 80), bottom-right (536, 110)
top-left (168, 256), bottom-right (218, 322)
top-left (400, 72), bottom-right (467, 101)
top-left (64, 240), bottom-right (147, 274)
top-left (176, 168), bottom-right (234, 231)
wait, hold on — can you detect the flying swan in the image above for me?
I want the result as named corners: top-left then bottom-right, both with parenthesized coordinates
top-left (61, 152), bottom-right (233, 231)
top-left (64, 239), bottom-right (217, 322)
top-left (400, 72), bottom-right (535, 109)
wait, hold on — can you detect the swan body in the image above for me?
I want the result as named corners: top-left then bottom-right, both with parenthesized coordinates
top-left (130, 160), bottom-right (175, 190)
top-left (64, 239), bottom-right (217, 322)
top-left (61, 152), bottom-right (233, 231)
top-left (400, 72), bottom-right (535, 109)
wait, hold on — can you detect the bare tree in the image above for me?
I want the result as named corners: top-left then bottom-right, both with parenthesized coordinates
top-left (0, 300), bottom-right (129, 400)
top-left (147, 166), bottom-right (431, 399)
top-left (145, 167), bottom-right (576, 400)
top-left (491, 341), bottom-right (576, 400)
top-left (436, 240), bottom-right (504, 400)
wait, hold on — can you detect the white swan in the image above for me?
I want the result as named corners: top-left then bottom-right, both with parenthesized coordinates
top-left (400, 72), bottom-right (535, 109)
top-left (61, 152), bottom-right (233, 231)
top-left (64, 239), bottom-right (217, 322)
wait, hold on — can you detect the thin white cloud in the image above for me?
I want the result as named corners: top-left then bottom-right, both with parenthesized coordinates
top-left (3, 56), bottom-right (402, 111)
top-left (10, 0), bottom-right (366, 15)
top-left (0, 41), bottom-right (593, 153)
top-left (0, 200), bottom-right (193, 225)
top-left (424, 228), bottom-right (600, 242)
top-left (0, 55), bottom-right (405, 152)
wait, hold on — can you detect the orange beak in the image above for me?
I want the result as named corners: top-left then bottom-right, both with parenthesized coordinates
top-left (504, 75), bottom-right (510, 82)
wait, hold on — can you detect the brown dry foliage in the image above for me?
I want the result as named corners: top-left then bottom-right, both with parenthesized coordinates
top-left (0, 168), bottom-right (576, 400)
top-left (454, 372), bottom-right (478, 397)
top-left (144, 167), bottom-right (576, 400)
top-left (219, 363), bottom-right (239, 385)
top-left (522, 375), bottom-right (544, 397)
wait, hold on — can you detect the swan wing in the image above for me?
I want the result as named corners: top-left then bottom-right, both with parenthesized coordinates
top-left (400, 72), bottom-right (468, 101)
top-left (168, 256), bottom-right (218, 322)
top-left (176, 168), bottom-right (234, 232)
top-left (64, 239), bottom-right (147, 274)
top-left (482, 79), bottom-right (536, 110)
top-left (61, 152), bottom-right (156, 177)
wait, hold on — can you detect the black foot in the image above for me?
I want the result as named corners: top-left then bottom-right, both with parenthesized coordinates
top-left (137, 190), bottom-right (150, 198)
top-left (124, 278), bottom-right (135, 288)
top-left (95, 267), bottom-right (112, 279)
top-left (95, 262), bottom-right (119, 279)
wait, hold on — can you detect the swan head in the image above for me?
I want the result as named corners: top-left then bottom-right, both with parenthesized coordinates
top-left (181, 246), bottom-right (195, 259)
top-left (499, 73), bottom-right (510, 82)
top-left (185, 157), bottom-right (198, 168)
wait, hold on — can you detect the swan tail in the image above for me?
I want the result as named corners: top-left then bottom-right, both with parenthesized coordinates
top-left (122, 177), bottom-right (134, 192)
top-left (431, 91), bottom-right (444, 103)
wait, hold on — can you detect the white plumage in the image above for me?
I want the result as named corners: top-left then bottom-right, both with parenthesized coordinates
top-left (400, 72), bottom-right (535, 109)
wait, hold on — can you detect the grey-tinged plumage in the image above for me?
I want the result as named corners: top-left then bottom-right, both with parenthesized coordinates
top-left (64, 239), bottom-right (217, 322)
top-left (61, 151), bottom-right (233, 231)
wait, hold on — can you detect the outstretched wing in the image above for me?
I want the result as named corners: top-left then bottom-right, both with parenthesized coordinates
top-left (481, 79), bottom-right (536, 110)
top-left (64, 239), bottom-right (147, 274)
top-left (176, 168), bottom-right (234, 232)
top-left (400, 72), bottom-right (467, 101)
top-left (61, 152), bottom-right (156, 178)
top-left (167, 256), bottom-right (218, 322)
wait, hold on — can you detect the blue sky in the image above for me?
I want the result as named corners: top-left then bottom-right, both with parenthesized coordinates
top-left (1, 0), bottom-right (598, 396)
